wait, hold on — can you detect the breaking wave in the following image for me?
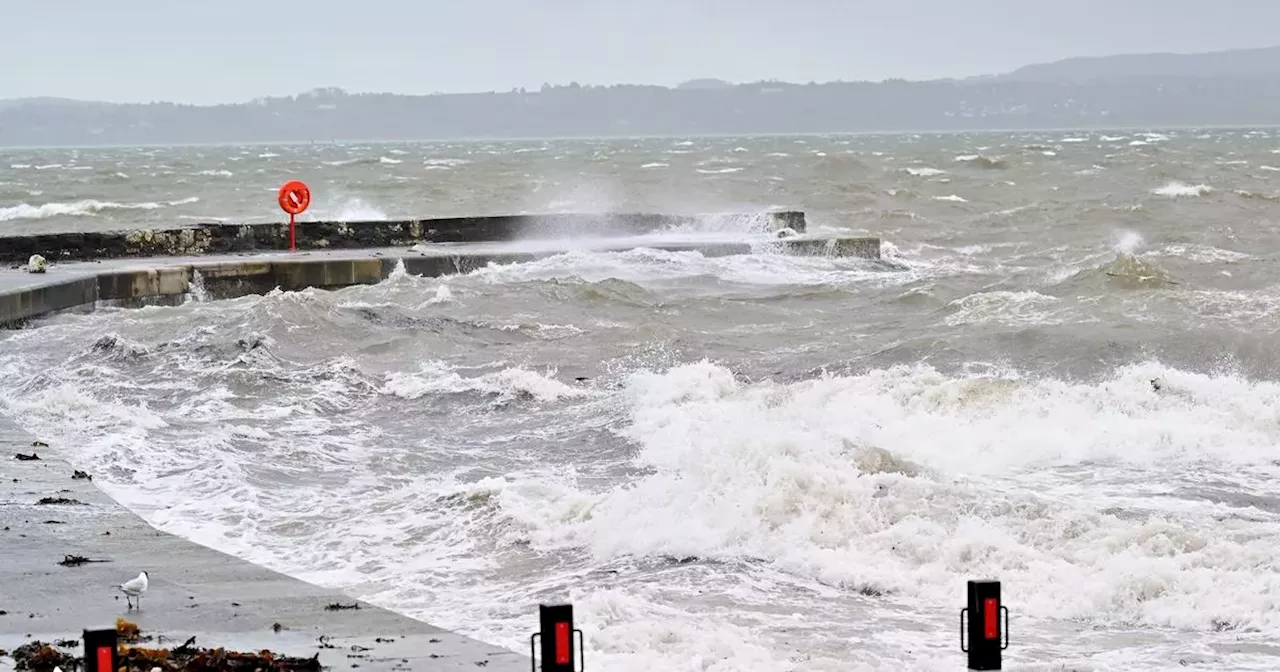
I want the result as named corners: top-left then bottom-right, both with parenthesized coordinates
top-left (0, 196), bottom-right (200, 221)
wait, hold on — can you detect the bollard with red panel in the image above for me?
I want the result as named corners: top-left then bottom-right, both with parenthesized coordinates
top-left (530, 603), bottom-right (584, 671)
top-left (83, 627), bottom-right (118, 672)
top-left (960, 579), bottom-right (1008, 670)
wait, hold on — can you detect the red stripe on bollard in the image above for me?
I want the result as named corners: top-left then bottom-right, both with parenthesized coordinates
top-left (983, 598), bottom-right (999, 639)
top-left (555, 621), bottom-right (571, 664)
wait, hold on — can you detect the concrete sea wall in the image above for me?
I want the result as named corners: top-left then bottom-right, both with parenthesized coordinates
top-left (0, 236), bottom-right (882, 326)
top-left (0, 209), bottom-right (882, 326)
top-left (0, 211), bottom-right (807, 264)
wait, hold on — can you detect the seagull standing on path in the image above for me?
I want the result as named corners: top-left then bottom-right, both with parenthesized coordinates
top-left (119, 571), bottom-right (148, 610)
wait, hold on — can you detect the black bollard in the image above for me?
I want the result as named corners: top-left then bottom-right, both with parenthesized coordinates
top-left (83, 627), bottom-right (118, 672)
top-left (960, 579), bottom-right (1008, 670)
top-left (529, 603), bottom-right (584, 671)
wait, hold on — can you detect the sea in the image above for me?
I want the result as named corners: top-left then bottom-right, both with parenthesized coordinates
top-left (2, 130), bottom-right (1280, 671)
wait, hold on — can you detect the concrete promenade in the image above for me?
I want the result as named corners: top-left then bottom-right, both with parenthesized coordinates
top-left (0, 416), bottom-right (530, 671)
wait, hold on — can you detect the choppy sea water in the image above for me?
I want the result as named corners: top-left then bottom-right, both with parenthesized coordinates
top-left (4, 130), bottom-right (1280, 670)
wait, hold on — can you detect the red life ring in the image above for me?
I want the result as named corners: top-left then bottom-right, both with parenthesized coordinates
top-left (278, 180), bottom-right (311, 215)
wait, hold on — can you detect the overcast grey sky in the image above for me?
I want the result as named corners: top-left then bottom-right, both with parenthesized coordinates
top-left (5, 0), bottom-right (1280, 104)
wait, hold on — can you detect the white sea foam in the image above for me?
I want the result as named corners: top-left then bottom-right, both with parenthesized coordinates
top-left (320, 197), bottom-right (389, 221)
top-left (464, 247), bottom-right (902, 288)
top-left (1113, 229), bottom-right (1144, 255)
top-left (6, 332), bottom-right (1280, 671)
top-left (943, 290), bottom-right (1066, 327)
top-left (1156, 244), bottom-right (1251, 264)
top-left (382, 361), bottom-right (590, 402)
top-left (425, 158), bottom-right (470, 167)
top-left (471, 360), bottom-right (1280, 669)
top-left (1152, 182), bottom-right (1213, 198)
top-left (0, 197), bottom-right (200, 221)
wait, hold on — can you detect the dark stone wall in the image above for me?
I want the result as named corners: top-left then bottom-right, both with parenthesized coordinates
top-left (0, 212), bottom-right (807, 264)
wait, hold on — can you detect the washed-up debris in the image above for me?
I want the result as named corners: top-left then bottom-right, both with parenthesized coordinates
top-left (324, 602), bottom-right (361, 611)
top-left (71, 471), bottom-right (91, 480)
top-left (31, 441), bottom-right (48, 448)
top-left (12, 625), bottom-right (323, 671)
top-left (35, 497), bottom-right (86, 506)
top-left (14, 453), bottom-right (40, 461)
top-left (41, 520), bottom-right (64, 525)
top-left (10, 640), bottom-right (78, 671)
top-left (57, 554), bottom-right (109, 567)
top-left (118, 617), bottom-right (146, 643)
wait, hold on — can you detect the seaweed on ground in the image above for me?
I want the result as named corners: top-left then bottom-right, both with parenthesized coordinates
top-left (12, 621), bottom-right (322, 672)
top-left (10, 641), bottom-right (79, 672)
top-left (119, 643), bottom-right (321, 671)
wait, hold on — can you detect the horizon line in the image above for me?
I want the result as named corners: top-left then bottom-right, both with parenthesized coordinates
top-left (3, 122), bottom-right (1278, 152)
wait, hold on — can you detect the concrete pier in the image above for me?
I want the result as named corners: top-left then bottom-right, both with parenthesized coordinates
top-left (0, 211), bottom-right (808, 264)
top-left (0, 231), bottom-right (882, 326)
top-left (0, 417), bottom-right (530, 671)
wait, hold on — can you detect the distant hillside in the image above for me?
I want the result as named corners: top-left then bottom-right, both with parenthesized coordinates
top-left (0, 97), bottom-right (105, 112)
top-left (6, 46), bottom-right (1280, 146)
top-left (997, 45), bottom-right (1280, 82)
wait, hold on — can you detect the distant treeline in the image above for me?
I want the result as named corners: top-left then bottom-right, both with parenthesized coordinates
top-left (5, 77), bottom-right (1280, 146)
